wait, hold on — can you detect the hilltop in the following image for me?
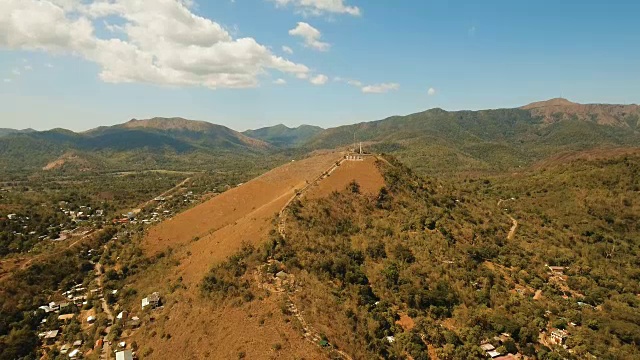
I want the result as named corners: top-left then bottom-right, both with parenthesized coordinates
top-left (522, 98), bottom-right (640, 127)
top-left (0, 128), bottom-right (35, 137)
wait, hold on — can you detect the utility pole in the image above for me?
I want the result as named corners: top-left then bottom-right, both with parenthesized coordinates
top-left (359, 142), bottom-right (362, 154)
top-left (353, 131), bottom-right (356, 153)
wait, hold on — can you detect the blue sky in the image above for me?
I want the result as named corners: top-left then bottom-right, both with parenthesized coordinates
top-left (1, 0), bottom-right (639, 131)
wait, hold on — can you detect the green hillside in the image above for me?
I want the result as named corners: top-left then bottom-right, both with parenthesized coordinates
top-left (243, 124), bottom-right (323, 147)
top-left (0, 128), bottom-right (35, 137)
top-left (305, 104), bottom-right (640, 175)
top-left (0, 118), bottom-right (278, 176)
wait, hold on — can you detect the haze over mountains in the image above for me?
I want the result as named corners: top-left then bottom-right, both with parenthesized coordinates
top-left (0, 99), bottom-right (638, 175)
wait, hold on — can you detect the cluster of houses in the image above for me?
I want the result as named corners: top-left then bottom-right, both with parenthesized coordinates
top-left (479, 333), bottom-right (516, 359)
top-left (1, 201), bottom-right (105, 244)
top-left (38, 283), bottom-right (92, 315)
top-left (58, 202), bottom-right (105, 221)
top-left (36, 283), bottom-right (97, 347)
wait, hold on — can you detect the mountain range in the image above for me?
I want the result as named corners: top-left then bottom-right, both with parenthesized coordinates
top-left (0, 98), bottom-right (638, 176)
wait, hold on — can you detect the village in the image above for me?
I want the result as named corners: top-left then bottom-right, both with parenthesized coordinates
top-left (0, 178), bottom-right (210, 359)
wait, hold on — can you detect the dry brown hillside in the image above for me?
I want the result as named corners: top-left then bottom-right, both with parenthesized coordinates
top-left (305, 156), bottom-right (385, 199)
top-left (142, 151), bottom-right (341, 284)
top-left (522, 98), bottom-right (640, 127)
top-left (126, 152), bottom-right (386, 360)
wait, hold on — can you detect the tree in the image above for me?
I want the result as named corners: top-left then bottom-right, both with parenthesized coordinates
top-left (348, 180), bottom-right (361, 194)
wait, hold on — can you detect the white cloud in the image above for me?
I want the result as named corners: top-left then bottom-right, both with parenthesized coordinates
top-left (11, 68), bottom-right (21, 75)
top-left (333, 76), bottom-right (362, 87)
top-left (427, 87), bottom-right (436, 96)
top-left (310, 74), bottom-right (328, 85)
top-left (24, 65), bottom-right (33, 70)
top-left (271, 0), bottom-right (361, 16)
top-left (335, 77), bottom-right (399, 94)
top-left (3, 78), bottom-right (11, 83)
top-left (273, 78), bottom-right (286, 85)
top-left (282, 45), bottom-right (293, 54)
top-left (361, 83), bottom-right (399, 94)
top-left (468, 26), bottom-right (476, 37)
top-left (45, 63), bottom-right (54, 68)
top-left (289, 22), bottom-right (330, 52)
top-left (0, 0), bottom-right (311, 89)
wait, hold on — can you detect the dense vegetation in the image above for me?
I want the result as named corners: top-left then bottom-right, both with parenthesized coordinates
top-left (0, 119), bottom-right (289, 175)
top-left (304, 108), bottom-right (640, 175)
top-left (243, 124), bottom-right (323, 147)
top-left (202, 153), bottom-right (640, 359)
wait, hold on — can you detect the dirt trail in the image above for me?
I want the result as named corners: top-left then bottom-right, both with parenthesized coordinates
top-left (142, 152), bottom-right (343, 285)
top-left (507, 215), bottom-right (518, 240)
top-left (268, 155), bottom-right (385, 359)
top-left (137, 177), bottom-right (191, 211)
top-left (95, 262), bottom-right (114, 360)
top-left (498, 198), bottom-right (519, 241)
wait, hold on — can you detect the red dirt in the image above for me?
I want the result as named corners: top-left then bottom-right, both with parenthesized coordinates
top-left (129, 152), bottom-right (347, 359)
top-left (142, 152), bottom-right (341, 285)
top-left (305, 157), bottom-right (385, 199)
top-left (129, 292), bottom-right (325, 360)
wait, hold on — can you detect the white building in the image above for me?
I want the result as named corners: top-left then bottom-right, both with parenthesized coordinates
top-left (115, 350), bottom-right (133, 360)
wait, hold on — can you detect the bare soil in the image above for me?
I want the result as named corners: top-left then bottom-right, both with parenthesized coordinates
top-left (305, 157), bottom-right (385, 199)
top-left (142, 152), bottom-right (341, 285)
top-left (129, 152), bottom-right (346, 359)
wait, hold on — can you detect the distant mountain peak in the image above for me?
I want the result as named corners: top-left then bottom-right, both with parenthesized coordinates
top-left (521, 98), bottom-right (640, 127)
top-left (521, 98), bottom-right (578, 109)
top-left (123, 117), bottom-right (215, 132)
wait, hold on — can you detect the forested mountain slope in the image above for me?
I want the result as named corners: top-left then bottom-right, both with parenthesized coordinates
top-left (305, 100), bottom-right (640, 175)
top-left (0, 118), bottom-right (277, 175)
top-left (243, 124), bottom-right (323, 147)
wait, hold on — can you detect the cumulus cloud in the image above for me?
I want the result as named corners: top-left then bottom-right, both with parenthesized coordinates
top-left (271, 0), bottom-right (360, 16)
top-left (361, 83), bottom-right (400, 94)
top-left (273, 78), bottom-right (286, 85)
top-left (0, 0), bottom-right (311, 89)
top-left (310, 74), bottom-right (328, 85)
top-left (3, 78), bottom-right (11, 83)
top-left (282, 45), bottom-right (293, 54)
top-left (45, 63), bottom-right (54, 68)
top-left (427, 87), bottom-right (436, 96)
top-left (289, 22), bottom-right (330, 52)
top-left (11, 68), bottom-right (21, 75)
